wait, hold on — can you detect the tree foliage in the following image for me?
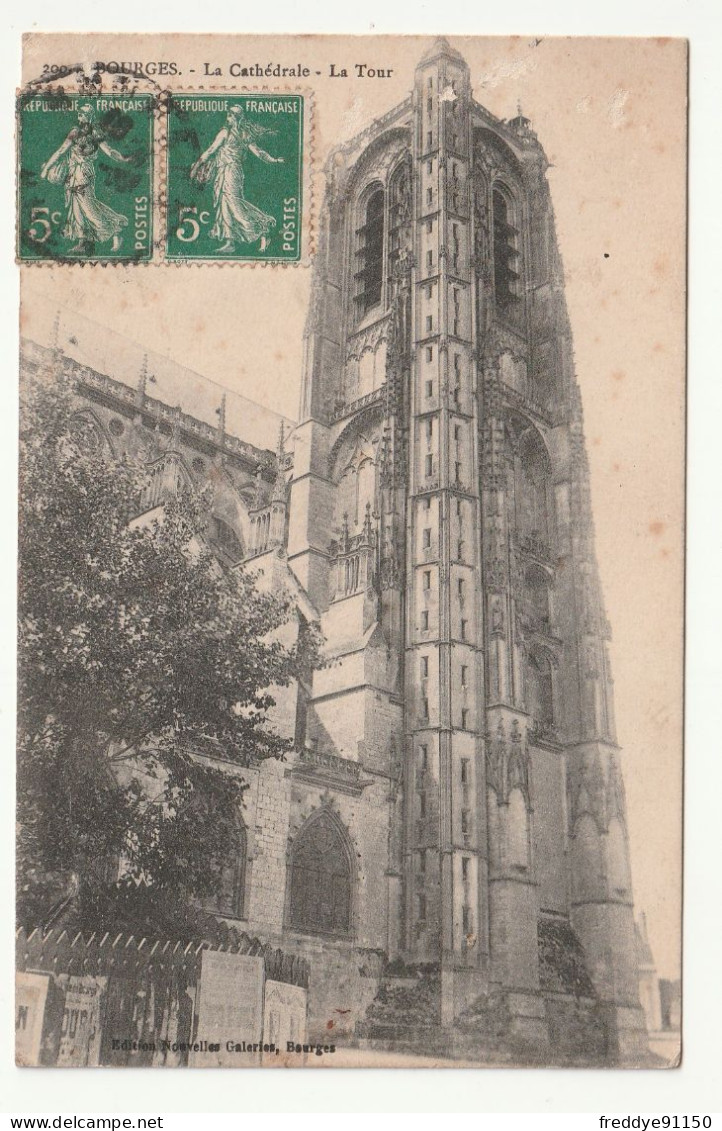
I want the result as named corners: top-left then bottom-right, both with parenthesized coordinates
top-left (17, 371), bottom-right (314, 928)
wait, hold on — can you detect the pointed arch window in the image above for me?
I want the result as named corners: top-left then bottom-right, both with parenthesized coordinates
top-left (514, 426), bottom-right (552, 549)
top-left (357, 188), bottom-right (385, 313)
top-left (492, 188), bottom-right (520, 308)
top-left (288, 811), bottom-right (353, 936)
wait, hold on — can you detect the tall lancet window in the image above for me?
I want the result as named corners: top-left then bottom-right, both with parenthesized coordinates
top-left (516, 427), bottom-right (551, 548)
top-left (288, 811), bottom-right (353, 936)
top-left (492, 188), bottom-right (520, 308)
top-left (358, 188), bottom-right (385, 313)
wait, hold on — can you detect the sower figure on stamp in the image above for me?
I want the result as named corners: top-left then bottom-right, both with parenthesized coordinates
top-left (190, 105), bottom-right (284, 253)
top-left (40, 103), bottom-right (132, 254)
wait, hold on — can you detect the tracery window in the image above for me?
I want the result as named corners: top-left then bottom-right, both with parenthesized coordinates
top-left (69, 411), bottom-right (106, 456)
top-left (353, 157), bottom-right (412, 323)
top-left (288, 811), bottom-right (353, 936)
top-left (510, 425), bottom-right (552, 549)
top-left (336, 452), bottom-right (376, 533)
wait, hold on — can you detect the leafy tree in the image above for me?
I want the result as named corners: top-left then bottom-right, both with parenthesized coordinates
top-left (17, 370), bottom-right (315, 930)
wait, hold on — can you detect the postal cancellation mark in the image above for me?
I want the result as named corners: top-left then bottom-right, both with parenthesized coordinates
top-left (17, 88), bottom-right (306, 264)
top-left (17, 91), bottom-right (155, 263)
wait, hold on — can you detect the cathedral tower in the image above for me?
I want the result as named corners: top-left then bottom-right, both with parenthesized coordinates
top-left (286, 38), bottom-right (647, 1060)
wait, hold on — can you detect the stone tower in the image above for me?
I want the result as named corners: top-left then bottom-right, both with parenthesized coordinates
top-left (286, 38), bottom-right (646, 1059)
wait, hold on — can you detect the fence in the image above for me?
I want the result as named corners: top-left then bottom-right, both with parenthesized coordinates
top-left (16, 926), bottom-right (309, 1067)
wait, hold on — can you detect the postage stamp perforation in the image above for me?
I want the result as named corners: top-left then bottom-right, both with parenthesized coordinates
top-left (155, 90), bottom-right (171, 264)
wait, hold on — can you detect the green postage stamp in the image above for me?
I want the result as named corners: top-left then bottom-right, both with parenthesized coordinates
top-left (17, 92), bottom-right (155, 262)
top-left (16, 90), bottom-right (305, 263)
top-left (165, 94), bottom-right (304, 263)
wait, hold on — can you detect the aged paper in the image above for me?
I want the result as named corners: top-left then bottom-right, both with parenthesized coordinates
top-left (16, 33), bottom-right (685, 1068)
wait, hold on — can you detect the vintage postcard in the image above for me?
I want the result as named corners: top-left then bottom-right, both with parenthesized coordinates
top-left (15, 34), bottom-right (686, 1068)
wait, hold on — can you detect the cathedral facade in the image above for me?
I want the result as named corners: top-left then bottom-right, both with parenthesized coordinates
top-left (23, 39), bottom-right (648, 1063)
